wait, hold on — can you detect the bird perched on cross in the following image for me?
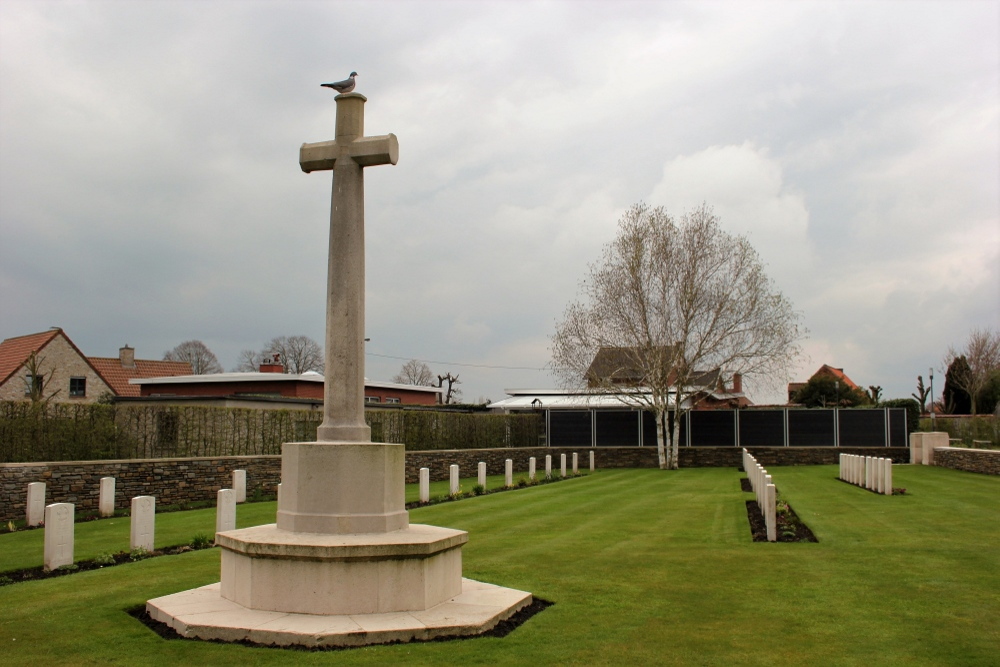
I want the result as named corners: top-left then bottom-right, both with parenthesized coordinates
top-left (321, 72), bottom-right (358, 93)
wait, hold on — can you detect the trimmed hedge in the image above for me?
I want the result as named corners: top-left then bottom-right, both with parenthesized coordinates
top-left (0, 401), bottom-right (543, 463)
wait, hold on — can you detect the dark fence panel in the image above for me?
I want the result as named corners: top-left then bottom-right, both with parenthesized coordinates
top-left (688, 410), bottom-right (736, 447)
top-left (595, 411), bottom-right (640, 447)
top-left (549, 411), bottom-right (592, 447)
top-left (738, 410), bottom-right (785, 447)
top-left (787, 410), bottom-right (836, 447)
top-left (642, 411), bottom-right (657, 447)
top-left (889, 409), bottom-right (909, 447)
top-left (838, 409), bottom-right (886, 447)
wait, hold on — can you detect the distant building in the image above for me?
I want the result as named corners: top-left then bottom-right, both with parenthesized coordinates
top-left (787, 365), bottom-right (860, 403)
top-left (128, 356), bottom-right (443, 408)
top-left (489, 346), bottom-right (750, 447)
top-left (0, 328), bottom-right (190, 404)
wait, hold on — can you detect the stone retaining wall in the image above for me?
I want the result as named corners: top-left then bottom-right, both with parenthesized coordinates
top-left (933, 447), bottom-right (1000, 476)
top-left (0, 446), bottom-right (908, 523)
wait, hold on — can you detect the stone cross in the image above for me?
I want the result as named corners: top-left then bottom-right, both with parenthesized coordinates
top-left (300, 93), bottom-right (398, 443)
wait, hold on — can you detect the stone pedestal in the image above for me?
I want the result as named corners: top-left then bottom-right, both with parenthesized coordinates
top-left (276, 442), bottom-right (407, 534)
top-left (218, 523), bottom-right (466, 615)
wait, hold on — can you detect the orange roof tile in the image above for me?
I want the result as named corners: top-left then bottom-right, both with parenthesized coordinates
top-left (88, 358), bottom-right (192, 397)
top-left (0, 329), bottom-right (65, 385)
top-left (816, 364), bottom-right (859, 389)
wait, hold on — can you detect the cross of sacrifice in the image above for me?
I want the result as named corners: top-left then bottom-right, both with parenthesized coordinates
top-left (299, 92), bottom-right (398, 443)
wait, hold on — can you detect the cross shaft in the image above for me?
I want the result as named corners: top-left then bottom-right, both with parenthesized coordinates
top-left (299, 93), bottom-right (398, 442)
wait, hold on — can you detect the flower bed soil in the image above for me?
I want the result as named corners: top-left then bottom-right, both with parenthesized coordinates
top-left (0, 545), bottom-right (207, 586)
top-left (741, 476), bottom-right (818, 542)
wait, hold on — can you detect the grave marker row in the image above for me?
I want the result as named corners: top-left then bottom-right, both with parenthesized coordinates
top-left (839, 454), bottom-right (892, 495)
top-left (414, 453), bottom-right (590, 503)
top-left (41, 494), bottom-right (157, 571)
top-left (742, 449), bottom-right (776, 542)
top-left (24, 469), bottom-right (250, 527)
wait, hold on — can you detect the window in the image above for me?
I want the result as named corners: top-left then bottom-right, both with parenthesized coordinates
top-left (24, 374), bottom-right (43, 396)
top-left (69, 377), bottom-right (86, 397)
top-left (364, 396), bottom-right (381, 404)
top-left (385, 397), bottom-right (401, 404)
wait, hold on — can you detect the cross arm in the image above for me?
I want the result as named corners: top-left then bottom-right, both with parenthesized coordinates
top-left (299, 133), bottom-right (399, 173)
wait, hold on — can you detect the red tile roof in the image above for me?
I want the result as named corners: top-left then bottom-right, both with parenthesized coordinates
top-left (88, 358), bottom-right (192, 397)
top-left (0, 329), bottom-right (66, 385)
top-left (815, 364), bottom-right (859, 389)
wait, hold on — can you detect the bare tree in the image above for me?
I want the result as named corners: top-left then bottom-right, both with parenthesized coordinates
top-left (552, 203), bottom-right (804, 469)
top-left (393, 359), bottom-right (434, 385)
top-left (23, 351), bottom-right (60, 406)
top-left (944, 327), bottom-right (1000, 415)
top-left (163, 340), bottom-right (223, 374)
top-left (234, 349), bottom-right (263, 373)
top-left (264, 335), bottom-right (324, 374)
top-left (912, 375), bottom-right (931, 413)
top-left (436, 372), bottom-right (463, 404)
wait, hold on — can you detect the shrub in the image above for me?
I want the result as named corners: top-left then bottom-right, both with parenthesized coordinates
top-left (190, 533), bottom-right (213, 550)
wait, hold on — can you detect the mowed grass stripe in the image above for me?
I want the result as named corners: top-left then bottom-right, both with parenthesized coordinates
top-left (0, 466), bottom-right (997, 666)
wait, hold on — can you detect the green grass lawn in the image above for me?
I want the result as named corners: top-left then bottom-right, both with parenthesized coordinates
top-left (0, 465), bottom-right (997, 665)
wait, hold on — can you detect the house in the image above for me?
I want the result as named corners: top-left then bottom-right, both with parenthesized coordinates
top-left (787, 365), bottom-right (860, 403)
top-left (0, 328), bottom-right (191, 404)
top-left (127, 356), bottom-right (444, 408)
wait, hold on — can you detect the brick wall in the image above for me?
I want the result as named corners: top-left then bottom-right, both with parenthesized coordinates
top-left (933, 447), bottom-right (1000, 475)
top-left (0, 446), bottom-right (909, 523)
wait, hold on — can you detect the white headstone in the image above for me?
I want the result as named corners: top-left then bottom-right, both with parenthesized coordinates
top-left (590, 450), bottom-right (595, 472)
top-left (545, 455), bottom-right (552, 479)
top-left (216, 488), bottom-right (236, 535)
top-left (572, 452), bottom-right (578, 474)
top-left (866, 457), bottom-right (873, 489)
top-left (276, 482), bottom-right (282, 510)
top-left (876, 458), bottom-right (885, 494)
top-left (419, 467), bottom-right (430, 502)
top-left (233, 469), bottom-right (247, 503)
top-left (130, 495), bottom-right (155, 551)
top-left (449, 464), bottom-right (460, 496)
top-left (560, 453), bottom-right (567, 478)
top-left (99, 477), bottom-right (115, 517)
top-left (43, 503), bottom-right (74, 570)
top-left (884, 460), bottom-right (893, 496)
top-left (478, 461), bottom-right (487, 488)
top-left (529, 457), bottom-right (536, 481)
top-left (26, 482), bottom-right (46, 527)
top-left (505, 459), bottom-right (513, 488)
top-left (764, 484), bottom-right (777, 542)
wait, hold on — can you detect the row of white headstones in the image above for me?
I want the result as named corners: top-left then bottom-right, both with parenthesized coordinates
top-left (428, 452), bottom-right (594, 502)
top-left (24, 471), bottom-right (251, 571)
top-left (839, 454), bottom-right (893, 495)
top-left (743, 449), bottom-right (777, 542)
top-left (25, 454), bottom-right (599, 571)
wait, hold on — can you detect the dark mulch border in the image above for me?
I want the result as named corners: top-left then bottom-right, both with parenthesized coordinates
top-left (128, 597), bottom-right (553, 650)
top-left (0, 545), bottom-right (211, 586)
top-left (836, 478), bottom-right (907, 495)
top-left (741, 476), bottom-right (818, 543)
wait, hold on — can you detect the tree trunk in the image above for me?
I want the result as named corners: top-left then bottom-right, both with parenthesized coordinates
top-left (669, 405), bottom-right (682, 469)
top-left (655, 410), bottom-right (667, 469)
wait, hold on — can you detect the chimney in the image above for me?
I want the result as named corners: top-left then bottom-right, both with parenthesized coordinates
top-left (259, 353), bottom-right (284, 374)
top-left (119, 345), bottom-right (135, 369)
top-left (732, 373), bottom-right (742, 394)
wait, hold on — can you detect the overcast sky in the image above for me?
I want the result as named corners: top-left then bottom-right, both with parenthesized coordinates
top-left (1, 0), bottom-right (997, 405)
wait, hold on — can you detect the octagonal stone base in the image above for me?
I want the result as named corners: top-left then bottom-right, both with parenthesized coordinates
top-left (147, 578), bottom-right (532, 648)
top-left (216, 523), bottom-right (467, 615)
